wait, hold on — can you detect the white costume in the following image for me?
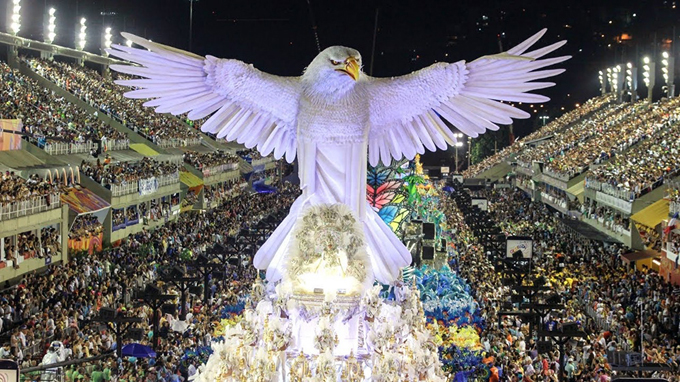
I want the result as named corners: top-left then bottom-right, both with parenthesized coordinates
top-left (109, 29), bottom-right (567, 284)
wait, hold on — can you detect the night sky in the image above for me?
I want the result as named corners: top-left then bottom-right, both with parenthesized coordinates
top-left (8, 0), bottom-right (680, 161)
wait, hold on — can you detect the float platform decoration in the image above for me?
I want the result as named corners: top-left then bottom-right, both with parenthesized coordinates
top-left (109, 28), bottom-right (566, 381)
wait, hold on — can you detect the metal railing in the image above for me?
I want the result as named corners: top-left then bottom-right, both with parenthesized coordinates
top-left (202, 163), bottom-right (239, 177)
top-left (0, 193), bottom-right (61, 221)
top-left (104, 138), bottom-right (130, 151)
top-left (540, 192), bottom-right (568, 210)
top-left (110, 181), bottom-right (138, 197)
top-left (577, 290), bottom-right (612, 332)
top-left (670, 201), bottom-right (680, 217)
top-left (584, 178), bottom-right (637, 202)
top-left (69, 141), bottom-right (92, 154)
top-left (157, 171), bottom-right (180, 187)
top-left (156, 136), bottom-right (202, 148)
top-left (43, 142), bottom-right (70, 156)
top-left (543, 167), bottom-right (581, 182)
top-left (252, 157), bottom-right (274, 167)
top-left (110, 172), bottom-right (179, 197)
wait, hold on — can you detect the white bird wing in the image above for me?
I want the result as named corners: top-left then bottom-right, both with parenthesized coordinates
top-left (107, 33), bottom-right (301, 162)
top-left (365, 29), bottom-right (569, 166)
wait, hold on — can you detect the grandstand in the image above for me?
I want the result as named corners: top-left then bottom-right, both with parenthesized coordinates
top-left (0, 33), bottom-right (277, 284)
top-left (1, 14), bottom-right (680, 382)
top-left (465, 90), bottom-right (680, 271)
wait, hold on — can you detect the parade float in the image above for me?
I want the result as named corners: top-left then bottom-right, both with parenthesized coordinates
top-left (109, 26), bottom-right (566, 381)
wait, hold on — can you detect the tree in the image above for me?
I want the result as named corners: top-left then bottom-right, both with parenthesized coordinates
top-left (469, 128), bottom-right (510, 166)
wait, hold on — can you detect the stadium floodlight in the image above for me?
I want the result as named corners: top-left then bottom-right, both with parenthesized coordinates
top-left (102, 27), bottom-right (112, 55)
top-left (104, 27), bottom-right (112, 48)
top-left (76, 17), bottom-right (87, 50)
top-left (598, 70), bottom-right (606, 95)
top-left (45, 8), bottom-right (56, 43)
top-left (661, 51), bottom-right (675, 97)
top-left (612, 65), bottom-right (620, 93)
top-left (9, 0), bottom-right (21, 35)
top-left (642, 56), bottom-right (655, 102)
top-left (625, 62), bottom-right (638, 103)
top-left (126, 39), bottom-right (133, 47)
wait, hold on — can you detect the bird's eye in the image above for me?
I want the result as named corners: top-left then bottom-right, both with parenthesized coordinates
top-left (330, 60), bottom-right (340, 65)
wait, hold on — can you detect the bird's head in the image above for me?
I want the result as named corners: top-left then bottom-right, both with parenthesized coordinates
top-left (302, 46), bottom-right (363, 96)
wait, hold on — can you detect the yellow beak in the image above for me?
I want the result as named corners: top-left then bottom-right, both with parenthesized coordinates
top-left (337, 57), bottom-right (360, 81)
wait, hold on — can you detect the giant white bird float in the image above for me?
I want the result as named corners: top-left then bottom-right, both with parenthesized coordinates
top-left (108, 29), bottom-right (568, 284)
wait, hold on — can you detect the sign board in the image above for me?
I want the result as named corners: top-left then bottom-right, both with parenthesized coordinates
top-left (441, 166), bottom-right (450, 174)
top-left (139, 177), bottom-right (159, 196)
top-left (0, 359), bottom-right (19, 382)
top-left (471, 197), bottom-right (488, 211)
top-left (0, 120), bottom-right (22, 151)
top-left (506, 236), bottom-right (533, 259)
top-left (451, 174), bottom-right (463, 184)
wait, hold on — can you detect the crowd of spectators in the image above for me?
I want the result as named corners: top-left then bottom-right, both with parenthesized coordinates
top-left (80, 157), bottom-right (180, 190)
top-left (203, 178), bottom-right (246, 208)
top-left (25, 58), bottom-right (201, 148)
top-left (515, 101), bottom-right (632, 173)
top-left (1, 184), bottom-right (300, 381)
top-left (138, 199), bottom-right (172, 223)
top-left (183, 150), bottom-right (239, 175)
top-left (446, 187), bottom-right (680, 381)
top-left (462, 94), bottom-right (614, 178)
top-left (1, 61), bottom-right (128, 154)
top-left (0, 172), bottom-right (64, 222)
top-left (236, 149), bottom-right (270, 163)
top-left (544, 97), bottom-right (680, 180)
top-left (68, 216), bottom-right (103, 243)
top-left (580, 202), bottom-right (632, 237)
top-left (584, 110), bottom-right (680, 201)
top-left (2, 227), bottom-right (61, 268)
top-left (112, 208), bottom-right (126, 229)
top-left (539, 184), bottom-right (580, 212)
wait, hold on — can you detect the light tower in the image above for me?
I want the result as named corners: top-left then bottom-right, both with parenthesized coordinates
top-left (606, 68), bottom-right (613, 93)
top-left (102, 27), bottom-right (113, 55)
top-left (7, 0), bottom-right (21, 35)
top-left (45, 8), bottom-right (56, 44)
top-left (626, 62), bottom-right (637, 103)
top-left (598, 70), bottom-right (607, 96)
top-left (613, 65), bottom-right (622, 102)
top-left (662, 51), bottom-right (675, 98)
top-left (642, 56), bottom-right (655, 103)
top-left (76, 18), bottom-right (87, 51)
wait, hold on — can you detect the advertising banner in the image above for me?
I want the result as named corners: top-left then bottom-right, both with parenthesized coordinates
top-left (0, 359), bottom-right (19, 382)
top-left (139, 177), bottom-right (159, 196)
top-left (68, 233), bottom-right (103, 255)
top-left (506, 236), bottom-right (533, 259)
top-left (0, 119), bottom-right (22, 151)
top-left (471, 197), bottom-right (488, 211)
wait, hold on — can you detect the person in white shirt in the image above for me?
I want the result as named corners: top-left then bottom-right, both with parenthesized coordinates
top-left (518, 338), bottom-right (526, 355)
top-left (0, 344), bottom-right (10, 358)
top-left (187, 362), bottom-right (197, 378)
top-left (524, 359), bottom-right (536, 377)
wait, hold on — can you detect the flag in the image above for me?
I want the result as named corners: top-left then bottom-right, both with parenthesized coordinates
top-left (664, 212), bottom-right (678, 236)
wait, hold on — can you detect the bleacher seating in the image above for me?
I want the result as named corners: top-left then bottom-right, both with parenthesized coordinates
top-left (0, 61), bottom-right (129, 155)
top-left (25, 58), bottom-right (202, 148)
